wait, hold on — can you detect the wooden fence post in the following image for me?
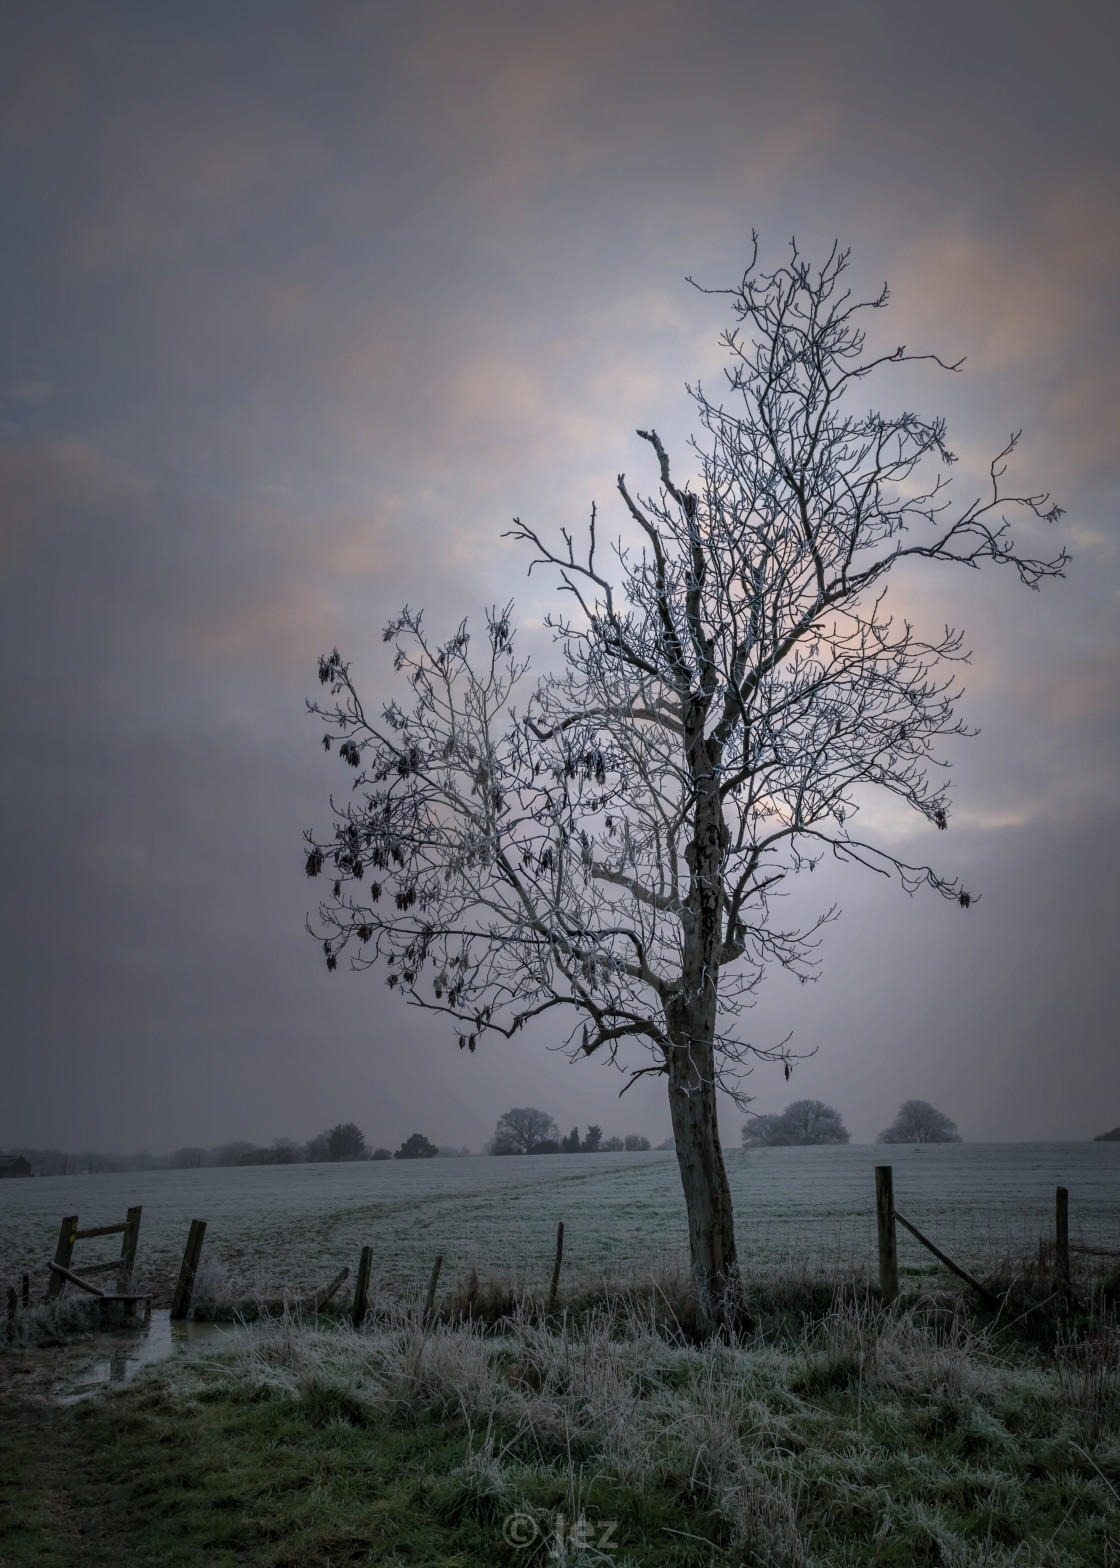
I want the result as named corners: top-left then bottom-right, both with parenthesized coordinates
top-left (21, 1273), bottom-right (30, 1309)
top-left (352, 1245), bottom-right (373, 1330)
top-left (1056, 1186), bottom-right (1070, 1296)
top-left (422, 1254), bottom-right (443, 1327)
top-left (45, 1216), bottom-right (79, 1301)
top-left (118, 1206), bottom-right (142, 1291)
top-left (548, 1221), bottom-right (564, 1311)
top-left (875, 1166), bottom-right (898, 1306)
top-left (170, 1220), bottom-right (207, 1320)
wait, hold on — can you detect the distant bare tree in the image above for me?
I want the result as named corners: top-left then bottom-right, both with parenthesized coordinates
top-left (492, 1106), bottom-right (559, 1154)
top-left (306, 240), bottom-right (1064, 1335)
top-left (742, 1099), bottom-right (850, 1146)
top-left (624, 1134), bottom-right (652, 1150)
top-left (305, 1130), bottom-right (330, 1163)
top-left (877, 1099), bottom-right (961, 1144)
top-left (211, 1140), bottom-right (257, 1167)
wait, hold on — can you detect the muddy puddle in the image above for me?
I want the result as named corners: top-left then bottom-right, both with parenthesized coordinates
top-left (54, 1309), bottom-right (251, 1403)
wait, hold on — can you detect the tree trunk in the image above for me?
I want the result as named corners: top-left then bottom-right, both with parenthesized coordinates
top-left (669, 707), bottom-right (750, 1338)
top-left (667, 1035), bottom-right (753, 1339)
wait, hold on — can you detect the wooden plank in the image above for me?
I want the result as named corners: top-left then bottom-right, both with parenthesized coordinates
top-left (893, 1211), bottom-right (1000, 1308)
top-left (170, 1219), bottom-right (207, 1320)
top-left (73, 1223), bottom-right (129, 1240)
top-left (119, 1206), bottom-right (142, 1290)
top-left (1070, 1242), bottom-right (1120, 1258)
top-left (313, 1267), bottom-right (350, 1311)
top-left (45, 1216), bottom-right (79, 1301)
top-left (73, 1258), bottom-right (131, 1276)
top-left (49, 1261), bottom-right (105, 1298)
top-left (352, 1245), bottom-right (373, 1330)
top-left (875, 1167), bottom-right (898, 1306)
top-left (548, 1221), bottom-right (564, 1311)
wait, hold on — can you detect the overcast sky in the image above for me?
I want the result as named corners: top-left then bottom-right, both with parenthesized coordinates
top-left (2, 0), bottom-right (1118, 1154)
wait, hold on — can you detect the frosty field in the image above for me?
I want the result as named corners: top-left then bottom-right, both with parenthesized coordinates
top-left (2, 1142), bottom-right (1117, 1302)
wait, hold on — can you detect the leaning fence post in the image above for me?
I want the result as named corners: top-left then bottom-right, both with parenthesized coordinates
top-left (45, 1215), bottom-right (79, 1301)
top-left (875, 1166), bottom-right (898, 1305)
top-left (548, 1221), bottom-right (565, 1311)
top-left (312, 1267), bottom-right (350, 1312)
top-left (352, 1245), bottom-right (373, 1330)
top-left (422, 1254), bottom-right (443, 1327)
top-left (1056, 1186), bottom-right (1070, 1296)
top-left (170, 1219), bottom-right (207, 1320)
top-left (118, 1205), bottom-right (142, 1291)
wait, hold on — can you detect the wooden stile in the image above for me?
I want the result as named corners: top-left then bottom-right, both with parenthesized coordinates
top-left (170, 1219), bottom-right (207, 1320)
top-left (352, 1245), bottom-right (373, 1329)
top-left (875, 1168), bottom-right (898, 1306)
top-left (45, 1208), bottom-right (143, 1300)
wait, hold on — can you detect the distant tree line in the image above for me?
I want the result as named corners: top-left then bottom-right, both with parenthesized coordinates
top-left (742, 1098), bottom-right (963, 1147)
top-left (0, 1124), bottom-right (473, 1175)
top-left (487, 1108), bottom-right (653, 1155)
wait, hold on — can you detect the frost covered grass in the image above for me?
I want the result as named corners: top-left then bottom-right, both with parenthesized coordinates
top-left (170, 1283), bottom-right (1120, 1564)
top-left (6, 1274), bottom-right (1119, 1566)
top-left (1, 1293), bottom-right (104, 1350)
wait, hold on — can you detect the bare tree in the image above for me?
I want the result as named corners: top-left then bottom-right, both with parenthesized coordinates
top-left (877, 1099), bottom-right (961, 1144)
top-left (742, 1099), bottom-right (849, 1146)
top-left (305, 240), bottom-right (1064, 1335)
top-left (492, 1106), bottom-right (559, 1154)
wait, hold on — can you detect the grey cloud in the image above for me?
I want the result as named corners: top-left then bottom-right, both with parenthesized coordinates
top-left (1, 0), bottom-right (1117, 1151)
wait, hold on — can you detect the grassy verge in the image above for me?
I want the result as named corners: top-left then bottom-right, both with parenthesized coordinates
top-left (4, 1273), bottom-right (1120, 1568)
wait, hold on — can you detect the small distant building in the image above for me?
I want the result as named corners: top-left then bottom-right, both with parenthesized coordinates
top-left (0, 1155), bottom-right (33, 1178)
